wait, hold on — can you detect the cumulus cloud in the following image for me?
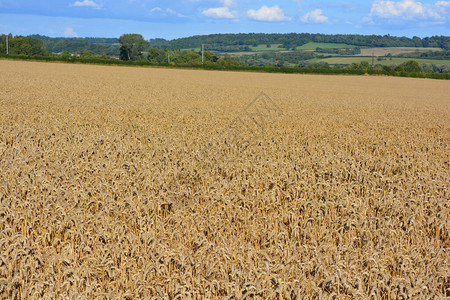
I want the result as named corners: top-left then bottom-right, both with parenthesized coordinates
top-left (64, 27), bottom-right (78, 37)
top-left (247, 5), bottom-right (291, 21)
top-left (202, 7), bottom-right (236, 18)
top-left (436, 0), bottom-right (450, 7)
top-left (71, 0), bottom-right (101, 9)
top-left (300, 9), bottom-right (329, 23)
top-left (150, 7), bottom-right (184, 17)
top-left (369, 0), bottom-right (447, 21)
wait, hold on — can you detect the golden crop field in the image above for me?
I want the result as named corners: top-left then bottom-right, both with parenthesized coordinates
top-left (0, 60), bottom-right (449, 298)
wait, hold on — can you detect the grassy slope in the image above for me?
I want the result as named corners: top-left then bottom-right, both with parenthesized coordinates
top-left (250, 44), bottom-right (283, 51)
top-left (296, 42), bottom-right (357, 50)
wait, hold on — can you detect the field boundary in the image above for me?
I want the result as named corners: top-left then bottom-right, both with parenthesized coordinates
top-left (1, 56), bottom-right (448, 80)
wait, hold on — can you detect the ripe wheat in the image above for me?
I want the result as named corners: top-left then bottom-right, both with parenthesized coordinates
top-left (0, 60), bottom-right (448, 298)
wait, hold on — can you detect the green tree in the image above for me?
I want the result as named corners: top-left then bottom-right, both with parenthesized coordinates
top-left (119, 34), bottom-right (150, 61)
top-left (216, 57), bottom-right (240, 67)
top-left (420, 63), bottom-right (434, 73)
top-left (203, 51), bottom-right (217, 62)
top-left (382, 65), bottom-right (394, 73)
top-left (348, 62), bottom-right (360, 70)
top-left (359, 61), bottom-right (370, 72)
top-left (9, 36), bottom-right (32, 55)
top-left (82, 50), bottom-right (94, 58)
top-left (398, 60), bottom-right (422, 73)
top-left (147, 48), bottom-right (166, 63)
top-left (61, 50), bottom-right (71, 60)
top-left (172, 50), bottom-right (201, 64)
top-left (0, 34), bottom-right (47, 56)
top-left (26, 36), bottom-right (47, 55)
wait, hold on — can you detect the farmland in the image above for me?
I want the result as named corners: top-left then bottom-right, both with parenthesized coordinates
top-left (358, 47), bottom-right (443, 56)
top-left (0, 60), bottom-right (449, 298)
top-left (312, 56), bottom-right (450, 67)
top-left (249, 44), bottom-right (283, 51)
top-left (246, 42), bottom-right (357, 51)
top-left (295, 42), bottom-right (357, 50)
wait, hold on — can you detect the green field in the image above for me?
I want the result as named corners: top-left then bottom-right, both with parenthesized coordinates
top-left (249, 44), bottom-right (283, 51)
top-left (296, 42), bottom-right (357, 50)
top-left (312, 56), bottom-right (450, 67)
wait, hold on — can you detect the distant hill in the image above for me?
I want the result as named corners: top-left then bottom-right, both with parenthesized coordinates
top-left (30, 35), bottom-right (119, 44)
top-left (31, 35), bottom-right (120, 55)
top-left (150, 33), bottom-right (450, 51)
top-left (27, 33), bottom-right (450, 56)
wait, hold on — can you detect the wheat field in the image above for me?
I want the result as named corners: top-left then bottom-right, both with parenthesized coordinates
top-left (0, 60), bottom-right (449, 298)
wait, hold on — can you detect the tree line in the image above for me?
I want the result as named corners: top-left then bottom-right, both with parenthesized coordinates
top-left (0, 34), bottom-right (46, 56)
top-left (151, 33), bottom-right (450, 50)
top-left (30, 34), bottom-right (120, 55)
top-left (0, 34), bottom-right (119, 56)
top-left (119, 34), bottom-right (236, 66)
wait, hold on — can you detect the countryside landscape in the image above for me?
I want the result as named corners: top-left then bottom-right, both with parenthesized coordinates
top-left (1, 0), bottom-right (450, 298)
top-left (1, 33), bottom-right (450, 78)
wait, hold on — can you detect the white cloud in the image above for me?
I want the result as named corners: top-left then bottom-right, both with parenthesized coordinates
top-left (300, 9), bottom-right (329, 23)
top-left (202, 6), bottom-right (236, 18)
top-left (369, 0), bottom-right (446, 21)
top-left (71, 0), bottom-right (101, 9)
top-left (221, 0), bottom-right (235, 6)
top-left (247, 5), bottom-right (291, 21)
top-left (64, 27), bottom-right (78, 37)
top-left (150, 7), bottom-right (184, 17)
top-left (436, 0), bottom-right (450, 7)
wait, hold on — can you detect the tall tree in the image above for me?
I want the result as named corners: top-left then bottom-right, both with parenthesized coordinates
top-left (147, 48), bottom-right (166, 64)
top-left (0, 35), bottom-right (47, 56)
top-left (119, 34), bottom-right (150, 61)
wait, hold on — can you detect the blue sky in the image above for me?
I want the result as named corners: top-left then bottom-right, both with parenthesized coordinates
top-left (0, 0), bottom-right (449, 39)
